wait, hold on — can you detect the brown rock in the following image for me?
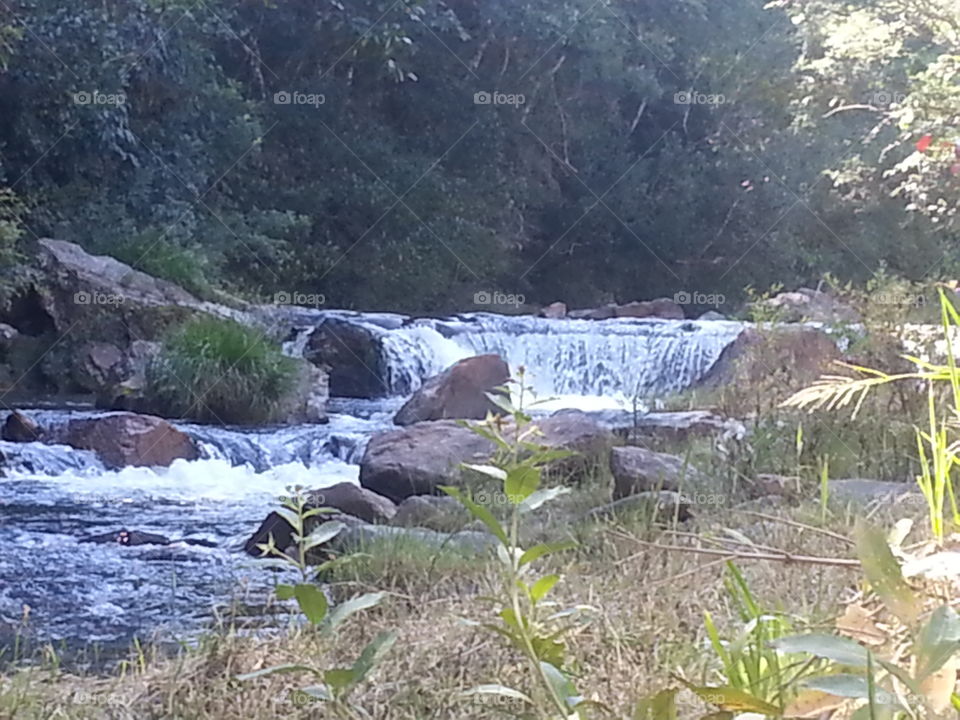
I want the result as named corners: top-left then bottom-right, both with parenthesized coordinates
top-left (308, 482), bottom-right (396, 523)
top-left (2, 410), bottom-right (41, 442)
top-left (58, 412), bottom-right (199, 469)
top-left (360, 420), bottom-right (495, 502)
top-left (610, 446), bottom-right (708, 500)
top-left (539, 302), bottom-right (567, 319)
top-left (614, 298), bottom-right (685, 320)
top-left (568, 304), bottom-right (618, 320)
top-left (752, 287), bottom-right (859, 324)
top-left (394, 355), bottom-right (509, 426)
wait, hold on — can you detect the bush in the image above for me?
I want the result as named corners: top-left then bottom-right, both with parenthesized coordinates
top-left (147, 315), bottom-right (298, 425)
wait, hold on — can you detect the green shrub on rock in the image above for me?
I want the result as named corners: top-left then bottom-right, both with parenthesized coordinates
top-left (147, 315), bottom-right (298, 425)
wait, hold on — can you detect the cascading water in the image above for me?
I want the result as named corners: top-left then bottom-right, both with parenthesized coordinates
top-left (1, 308), bottom-right (747, 652)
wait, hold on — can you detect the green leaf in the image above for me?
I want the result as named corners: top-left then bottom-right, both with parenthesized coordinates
top-left (770, 633), bottom-right (869, 667)
top-left (235, 663), bottom-right (321, 681)
top-left (519, 540), bottom-right (576, 567)
top-left (485, 391), bottom-right (516, 415)
top-left (803, 674), bottom-right (898, 706)
top-left (530, 574), bottom-right (561, 603)
top-left (462, 463), bottom-right (507, 481)
top-left (681, 684), bottom-right (779, 715)
top-left (519, 486), bottom-right (571, 513)
top-left (505, 464), bottom-right (540, 503)
top-left (344, 631), bottom-right (397, 696)
top-left (633, 688), bottom-right (678, 720)
top-left (275, 583), bottom-right (295, 600)
top-left (274, 506), bottom-right (302, 534)
top-left (915, 605), bottom-right (960, 679)
top-left (459, 684), bottom-right (533, 704)
top-left (854, 519), bottom-right (918, 625)
top-left (302, 520), bottom-right (345, 552)
top-left (540, 661), bottom-right (578, 711)
top-left (323, 667), bottom-right (357, 690)
top-left (298, 685), bottom-right (332, 702)
top-left (293, 583), bottom-right (328, 625)
top-left (440, 485), bottom-right (508, 546)
top-left (326, 591), bottom-right (385, 631)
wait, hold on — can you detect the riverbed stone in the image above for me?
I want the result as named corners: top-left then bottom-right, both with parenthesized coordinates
top-left (610, 446), bottom-right (709, 500)
top-left (394, 354), bottom-right (509, 425)
top-left (2, 410), bottom-right (41, 442)
top-left (303, 317), bottom-right (386, 398)
top-left (539, 302), bottom-right (567, 319)
top-left (332, 523), bottom-right (497, 556)
top-left (55, 412), bottom-right (200, 469)
top-left (307, 482), bottom-right (396, 523)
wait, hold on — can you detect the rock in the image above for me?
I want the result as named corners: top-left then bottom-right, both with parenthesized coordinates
top-left (568, 303), bottom-right (618, 320)
top-left (610, 446), bottom-right (708, 500)
top-left (55, 413), bottom-right (199, 469)
top-left (332, 524), bottom-right (496, 556)
top-left (533, 410), bottom-right (615, 482)
top-left (829, 479), bottom-right (922, 506)
top-left (278, 360), bottom-right (330, 424)
top-left (585, 491), bottom-right (693, 522)
top-left (392, 495), bottom-right (471, 531)
top-left (73, 342), bottom-right (126, 394)
top-left (360, 420), bottom-right (495, 503)
top-left (307, 482), bottom-right (396, 523)
top-left (614, 298), bottom-right (685, 320)
top-left (599, 410), bottom-right (746, 444)
top-left (697, 325), bottom-right (840, 392)
top-left (243, 509), bottom-right (365, 557)
top-left (752, 287), bottom-right (859, 324)
top-left (753, 474), bottom-right (799, 499)
top-left (394, 354), bottom-right (509, 425)
top-left (698, 310), bottom-right (727, 321)
top-left (304, 318), bottom-right (387, 398)
top-left (0, 323), bottom-right (19, 344)
top-left (539, 302), bottom-right (567, 319)
top-left (79, 529), bottom-right (171, 546)
top-left (2, 410), bottom-right (41, 442)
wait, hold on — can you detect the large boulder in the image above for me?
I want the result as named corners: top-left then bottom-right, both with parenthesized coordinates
top-left (539, 302), bottom-right (567, 319)
top-left (610, 446), bottom-right (709, 500)
top-left (307, 482), bottom-right (397, 523)
top-left (52, 413), bottom-right (199, 469)
top-left (359, 421), bottom-right (495, 502)
top-left (533, 410), bottom-right (615, 482)
top-left (2, 410), bottom-right (41, 442)
top-left (303, 318), bottom-right (386, 398)
top-left (751, 288), bottom-right (859, 324)
top-left (697, 326), bottom-right (840, 393)
top-left (394, 354), bottom-right (509, 425)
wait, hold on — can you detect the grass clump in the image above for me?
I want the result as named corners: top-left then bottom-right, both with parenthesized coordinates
top-left (147, 315), bottom-right (298, 425)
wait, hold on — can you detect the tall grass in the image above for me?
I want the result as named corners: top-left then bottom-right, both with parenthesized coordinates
top-left (147, 315), bottom-right (298, 424)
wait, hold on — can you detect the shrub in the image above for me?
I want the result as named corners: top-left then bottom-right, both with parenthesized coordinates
top-left (147, 315), bottom-right (298, 424)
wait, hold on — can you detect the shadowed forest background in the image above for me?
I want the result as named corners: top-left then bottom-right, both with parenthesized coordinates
top-left (0, 0), bottom-right (957, 312)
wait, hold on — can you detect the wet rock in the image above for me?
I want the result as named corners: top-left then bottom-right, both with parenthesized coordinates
top-left (279, 360), bottom-right (330, 424)
top-left (394, 354), bottom-right (509, 425)
top-left (614, 298), bottom-right (685, 320)
top-left (244, 509), bottom-right (364, 557)
top-left (2, 410), bottom-right (41, 442)
top-left (360, 420), bottom-right (495, 503)
top-left (586, 491), bottom-right (693, 522)
top-left (304, 318), bottom-right (386, 398)
top-left (55, 413), bottom-right (199, 469)
top-left (539, 302), bottom-right (567, 319)
top-left (610, 446), bottom-right (708, 500)
top-left (568, 303), bottom-right (618, 320)
top-left (307, 482), bottom-right (396, 524)
top-left (80, 529), bottom-right (171, 546)
top-left (698, 310), bottom-right (727, 321)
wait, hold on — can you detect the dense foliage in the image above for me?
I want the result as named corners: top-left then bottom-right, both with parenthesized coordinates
top-left (0, 0), bottom-right (956, 312)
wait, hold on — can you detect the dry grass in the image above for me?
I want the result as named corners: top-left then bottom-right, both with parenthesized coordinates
top-left (1, 496), bottom-right (910, 720)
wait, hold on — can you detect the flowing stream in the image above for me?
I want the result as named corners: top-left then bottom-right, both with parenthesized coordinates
top-left (1, 311), bottom-right (746, 653)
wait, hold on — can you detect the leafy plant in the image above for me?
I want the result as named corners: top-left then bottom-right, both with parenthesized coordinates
top-left (443, 368), bottom-right (599, 718)
top-left (239, 488), bottom-right (396, 719)
top-left (147, 315), bottom-right (299, 425)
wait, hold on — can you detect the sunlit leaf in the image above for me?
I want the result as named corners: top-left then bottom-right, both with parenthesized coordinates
top-left (854, 519), bottom-right (918, 625)
top-left (519, 540), bottom-right (576, 567)
top-left (326, 592), bottom-right (384, 631)
top-left (771, 634), bottom-right (869, 667)
top-left (803, 674), bottom-right (898, 706)
top-left (505, 465), bottom-right (540, 502)
top-left (293, 583), bottom-right (328, 625)
top-left (633, 688), bottom-right (678, 720)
